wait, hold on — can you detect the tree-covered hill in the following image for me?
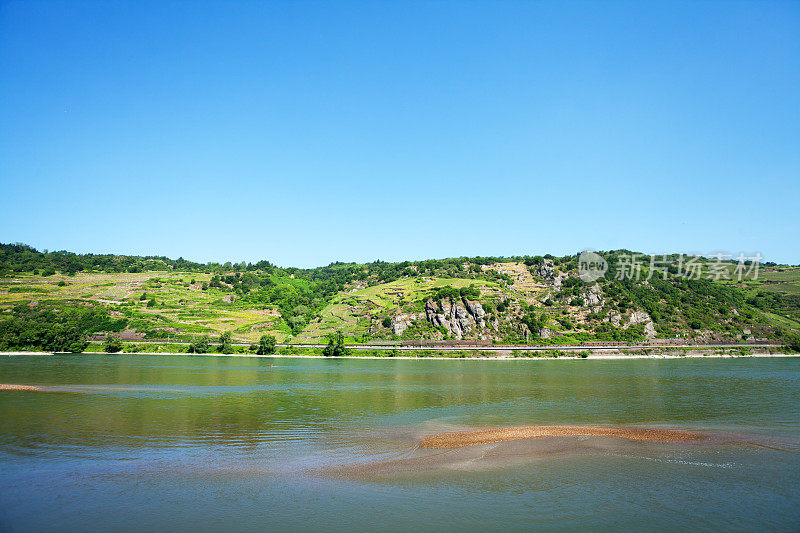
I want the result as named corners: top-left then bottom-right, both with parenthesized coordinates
top-left (1, 243), bottom-right (798, 352)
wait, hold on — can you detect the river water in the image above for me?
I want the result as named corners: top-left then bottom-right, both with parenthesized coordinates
top-left (1, 354), bottom-right (799, 531)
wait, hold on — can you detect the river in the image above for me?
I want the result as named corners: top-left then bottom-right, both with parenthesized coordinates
top-left (1, 354), bottom-right (798, 531)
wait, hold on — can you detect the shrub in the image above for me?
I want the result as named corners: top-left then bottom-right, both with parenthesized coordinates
top-left (323, 331), bottom-right (349, 357)
top-left (218, 331), bottom-right (233, 354)
top-left (103, 336), bottom-right (124, 353)
top-left (381, 317), bottom-right (392, 328)
top-left (257, 334), bottom-right (276, 355)
top-left (187, 335), bottom-right (210, 354)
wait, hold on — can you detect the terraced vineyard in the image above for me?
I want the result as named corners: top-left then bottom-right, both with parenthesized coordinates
top-left (1, 244), bottom-right (799, 352)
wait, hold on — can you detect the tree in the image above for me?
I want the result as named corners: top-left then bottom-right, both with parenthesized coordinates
top-left (381, 317), bottom-right (392, 328)
top-left (218, 331), bottom-right (233, 354)
top-left (187, 335), bottom-right (210, 354)
top-left (103, 335), bottom-right (123, 353)
top-left (323, 331), bottom-right (349, 357)
top-left (147, 298), bottom-right (156, 308)
top-left (287, 315), bottom-right (306, 333)
top-left (257, 334), bottom-right (276, 355)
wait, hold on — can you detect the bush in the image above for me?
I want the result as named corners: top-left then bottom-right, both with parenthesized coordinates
top-left (187, 335), bottom-right (210, 354)
top-left (570, 298), bottom-right (585, 306)
top-left (323, 331), bottom-right (349, 357)
top-left (257, 334), bottom-right (276, 355)
top-left (103, 336), bottom-right (124, 353)
top-left (381, 317), bottom-right (392, 328)
top-left (218, 331), bottom-right (233, 354)
top-left (57, 281), bottom-right (67, 287)
top-left (147, 298), bottom-right (156, 308)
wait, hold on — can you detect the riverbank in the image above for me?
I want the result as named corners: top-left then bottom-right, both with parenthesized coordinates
top-left (2, 349), bottom-right (797, 360)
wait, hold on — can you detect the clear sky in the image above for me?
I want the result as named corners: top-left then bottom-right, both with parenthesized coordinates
top-left (1, 1), bottom-right (798, 267)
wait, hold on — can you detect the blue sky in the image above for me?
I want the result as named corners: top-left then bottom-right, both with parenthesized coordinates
top-left (1, 1), bottom-right (798, 267)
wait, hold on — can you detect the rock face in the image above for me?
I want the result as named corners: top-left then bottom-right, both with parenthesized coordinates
top-left (391, 314), bottom-right (416, 335)
top-left (535, 260), bottom-right (556, 279)
top-left (626, 310), bottom-right (657, 339)
top-left (605, 311), bottom-right (622, 328)
top-left (425, 298), bottom-right (486, 339)
top-left (535, 260), bottom-right (565, 288)
top-left (581, 283), bottom-right (604, 312)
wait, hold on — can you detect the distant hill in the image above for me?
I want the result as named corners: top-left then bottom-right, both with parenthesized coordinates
top-left (1, 243), bottom-right (799, 352)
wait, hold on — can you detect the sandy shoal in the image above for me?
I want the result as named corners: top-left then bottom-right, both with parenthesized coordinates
top-left (0, 384), bottom-right (42, 391)
top-left (419, 425), bottom-right (705, 448)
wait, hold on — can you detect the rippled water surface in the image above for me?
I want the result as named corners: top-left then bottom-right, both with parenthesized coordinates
top-left (1, 354), bottom-right (799, 531)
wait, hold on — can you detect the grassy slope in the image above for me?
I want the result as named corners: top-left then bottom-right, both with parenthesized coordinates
top-left (0, 271), bottom-right (290, 342)
top-left (295, 276), bottom-right (508, 342)
top-left (2, 261), bottom-right (799, 345)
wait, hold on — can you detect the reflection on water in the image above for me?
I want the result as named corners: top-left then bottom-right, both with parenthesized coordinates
top-left (1, 354), bottom-right (799, 531)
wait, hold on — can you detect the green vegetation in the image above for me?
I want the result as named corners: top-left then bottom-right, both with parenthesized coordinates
top-left (1, 243), bottom-right (798, 353)
top-left (257, 334), bottom-right (276, 355)
top-left (322, 331), bottom-right (350, 357)
top-left (103, 335), bottom-right (124, 353)
top-left (187, 336), bottom-right (211, 354)
top-left (217, 331), bottom-right (233, 354)
top-left (0, 304), bottom-right (126, 353)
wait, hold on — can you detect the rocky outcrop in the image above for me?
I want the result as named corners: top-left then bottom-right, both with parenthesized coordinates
top-left (626, 310), bottom-right (657, 339)
top-left (581, 283), bottom-right (604, 312)
top-left (391, 314), bottom-right (416, 335)
top-left (535, 260), bottom-right (568, 289)
top-left (535, 260), bottom-right (556, 279)
top-left (425, 298), bottom-right (486, 339)
top-left (605, 311), bottom-right (622, 328)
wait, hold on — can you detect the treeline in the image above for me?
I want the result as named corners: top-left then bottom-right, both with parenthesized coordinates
top-left (0, 304), bottom-right (128, 353)
top-left (0, 242), bottom-right (573, 281)
top-left (0, 243), bottom-right (216, 275)
top-left (432, 285), bottom-right (480, 301)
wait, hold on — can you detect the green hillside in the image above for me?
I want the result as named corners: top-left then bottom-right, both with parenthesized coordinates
top-left (1, 243), bottom-right (798, 352)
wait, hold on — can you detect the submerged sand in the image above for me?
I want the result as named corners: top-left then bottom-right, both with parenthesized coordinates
top-left (419, 425), bottom-right (705, 448)
top-left (0, 384), bottom-right (42, 391)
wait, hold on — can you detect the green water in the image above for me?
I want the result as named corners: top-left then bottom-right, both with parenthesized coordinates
top-left (1, 354), bottom-right (799, 532)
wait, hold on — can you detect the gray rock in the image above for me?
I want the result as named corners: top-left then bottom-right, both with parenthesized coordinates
top-left (582, 283), bottom-right (604, 312)
top-left (424, 297), bottom-right (487, 339)
top-left (391, 314), bottom-right (415, 335)
top-left (605, 311), bottom-right (622, 328)
top-left (628, 311), bottom-right (651, 326)
top-left (626, 310), bottom-right (657, 339)
top-left (464, 299), bottom-right (485, 320)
